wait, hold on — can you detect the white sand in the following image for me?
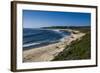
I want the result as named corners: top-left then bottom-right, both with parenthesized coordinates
top-left (23, 30), bottom-right (85, 62)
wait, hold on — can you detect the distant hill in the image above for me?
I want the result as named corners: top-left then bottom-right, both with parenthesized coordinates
top-left (42, 26), bottom-right (90, 29)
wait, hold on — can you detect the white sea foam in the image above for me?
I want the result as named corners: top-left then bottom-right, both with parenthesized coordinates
top-left (23, 42), bottom-right (41, 48)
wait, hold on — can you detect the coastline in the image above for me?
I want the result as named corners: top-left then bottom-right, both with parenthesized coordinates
top-left (23, 29), bottom-right (86, 62)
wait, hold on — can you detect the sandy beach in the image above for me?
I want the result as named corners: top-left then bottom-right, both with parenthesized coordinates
top-left (23, 29), bottom-right (86, 62)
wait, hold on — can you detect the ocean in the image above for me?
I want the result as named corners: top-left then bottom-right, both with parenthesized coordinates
top-left (23, 28), bottom-right (71, 50)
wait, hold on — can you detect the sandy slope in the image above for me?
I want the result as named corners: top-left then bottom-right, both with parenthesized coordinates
top-left (23, 30), bottom-right (85, 62)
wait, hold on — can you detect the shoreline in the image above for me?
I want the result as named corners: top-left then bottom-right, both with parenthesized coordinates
top-left (23, 29), bottom-right (86, 62)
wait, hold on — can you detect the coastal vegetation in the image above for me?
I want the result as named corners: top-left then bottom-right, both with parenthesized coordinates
top-left (52, 27), bottom-right (91, 61)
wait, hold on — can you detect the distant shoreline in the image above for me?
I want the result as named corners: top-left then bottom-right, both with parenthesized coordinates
top-left (23, 29), bottom-right (86, 62)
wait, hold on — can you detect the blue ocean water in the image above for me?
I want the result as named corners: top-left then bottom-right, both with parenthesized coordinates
top-left (23, 28), bottom-right (71, 49)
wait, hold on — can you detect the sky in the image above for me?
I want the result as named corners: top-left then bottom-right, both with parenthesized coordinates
top-left (23, 10), bottom-right (91, 28)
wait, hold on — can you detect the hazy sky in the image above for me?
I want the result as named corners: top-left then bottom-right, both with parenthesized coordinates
top-left (23, 10), bottom-right (91, 28)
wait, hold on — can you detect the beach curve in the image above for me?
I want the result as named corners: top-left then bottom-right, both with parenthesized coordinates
top-left (23, 29), bottom-right (86, 62)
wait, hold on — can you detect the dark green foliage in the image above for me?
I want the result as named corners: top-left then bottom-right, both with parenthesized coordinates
top-left (52, 29), bottom-right (91, 61)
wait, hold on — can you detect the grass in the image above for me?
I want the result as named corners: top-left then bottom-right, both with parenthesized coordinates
top-left (52, 28), bottom-right (91, 61)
